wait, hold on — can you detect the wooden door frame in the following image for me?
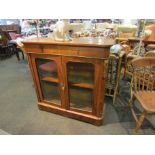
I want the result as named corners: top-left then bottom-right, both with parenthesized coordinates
top-left (30, 53), bottom-right (65, 108)
top-left (62, 56), bottom-right (104, 117)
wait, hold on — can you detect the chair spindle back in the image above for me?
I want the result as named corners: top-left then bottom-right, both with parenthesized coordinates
top-left (132, 57), bottom-right (155, 92)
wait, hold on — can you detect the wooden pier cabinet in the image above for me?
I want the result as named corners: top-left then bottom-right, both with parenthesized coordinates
top-left (23, 37), bottom-right (114, 125)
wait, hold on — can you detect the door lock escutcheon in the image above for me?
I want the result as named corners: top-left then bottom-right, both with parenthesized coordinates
top-left (60, 83), bottom-right (65, 90)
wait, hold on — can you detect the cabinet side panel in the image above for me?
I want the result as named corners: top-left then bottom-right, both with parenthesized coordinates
top-left (27, 54), bottom-right (41, 101)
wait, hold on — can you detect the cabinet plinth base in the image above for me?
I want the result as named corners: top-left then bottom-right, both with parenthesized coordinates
top-left (38, 102), bottom-right (103, 126)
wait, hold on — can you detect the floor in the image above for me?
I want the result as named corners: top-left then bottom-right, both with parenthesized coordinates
top-left (0, 55), bottom-right (154, 135)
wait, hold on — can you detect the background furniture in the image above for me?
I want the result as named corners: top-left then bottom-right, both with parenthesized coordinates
top-left (129, 57), bottom-right (155, 132)
top-left (0, 24), bottom-right (22, 60)
top-left (115, 25), bottom-right (137, 44)
top-left (145, 24), bottom-right (155, 50)
top-left (0, 29), bottom-right (15, 59)
top-left (6, 31), bottom-right (25, 61)
top-left (116, 25), bottom-right (137, 37)
top-left (0, 24), bottom-right (20, 34)
top-left (105, 51), bottom-right (125, 104)
top-left (124, 39), bottom-right (147, 78)
top-left (128, 37), bottom-right (155, 50)
top-left (23, 37), bottom-right (114, 125)
top-left (145, 50), bottom-right (155, 57)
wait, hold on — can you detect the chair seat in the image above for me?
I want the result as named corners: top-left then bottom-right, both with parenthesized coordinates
top-left (134, 91), bottom-right (155, 113)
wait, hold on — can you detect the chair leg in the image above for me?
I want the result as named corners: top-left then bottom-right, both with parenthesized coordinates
top-left (128, 95), bottom-right (139, 122)
top-left (112, 81), bottom-right (119, 104)
top-left (113, 88), bottom-right (117, 104)
top-left (123, 56), bottom-right (127, 79)
top-left (21, 51), bottom-right (24, 60)
top-left (129, 96), bottom-right (135, 108)
top-left (15, 49), bottom-right (20, 61)
top-left (134, 110), bottom-right (147, 133)
top-left (123, 67), bottom-right (126, 79)
top-left (112, 94), bottom-right (116, 104)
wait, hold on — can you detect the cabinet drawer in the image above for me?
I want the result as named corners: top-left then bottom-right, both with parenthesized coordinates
top-left (42, 45), bottom-right (78, 56)
top-left (25, 45), bottom-right (43, 53)
top-left (78, 47), bottom-right (109, 58)
top-left (43, 45), bottom-right (59, 54)
top-left (58, 46), bottom-right (78, 56)
top-left (59, 49), bottom-right (78, 56)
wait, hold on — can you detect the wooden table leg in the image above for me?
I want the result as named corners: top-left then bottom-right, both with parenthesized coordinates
top-left (134, 110), bottom-right (147, 133)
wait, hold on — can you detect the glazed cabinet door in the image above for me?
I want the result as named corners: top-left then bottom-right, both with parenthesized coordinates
top-left (62, 57), bottom-right (104, 116)
top-left (30, 54), bottom-right (65, 107)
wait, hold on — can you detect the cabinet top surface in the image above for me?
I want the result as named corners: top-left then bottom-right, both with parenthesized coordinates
top-left (22, 37), bottom-right (115, 47)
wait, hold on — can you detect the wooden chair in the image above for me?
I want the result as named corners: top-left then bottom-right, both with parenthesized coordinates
top-left (145, 50), bottom-right (155, 57)
top-left (0, 29), bottom-right (15, 59)
top-left (144, 24), bottom-right (155, 50)
top-left (6, 31), bottom-right (25, 61)
top-left (129, 57), bottom-right (155, 132)
top-left (124, 22), bottom-right (146, 78)
top-left (105, 51), bottom-right (125, 104)
top-left (124, 44), bottom-right (146, 78)
top-left (119, 43), bottom-right (132, 78)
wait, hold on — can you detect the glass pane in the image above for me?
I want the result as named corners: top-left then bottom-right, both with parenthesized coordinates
top-left (35, 58), bottom-right (60, 105)
top-left (67, 62), bottom-right (94, 84)
top-left (69, 87), bottom-right (93, 111)
top-left (67, 62), bottom-right (94, 112)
